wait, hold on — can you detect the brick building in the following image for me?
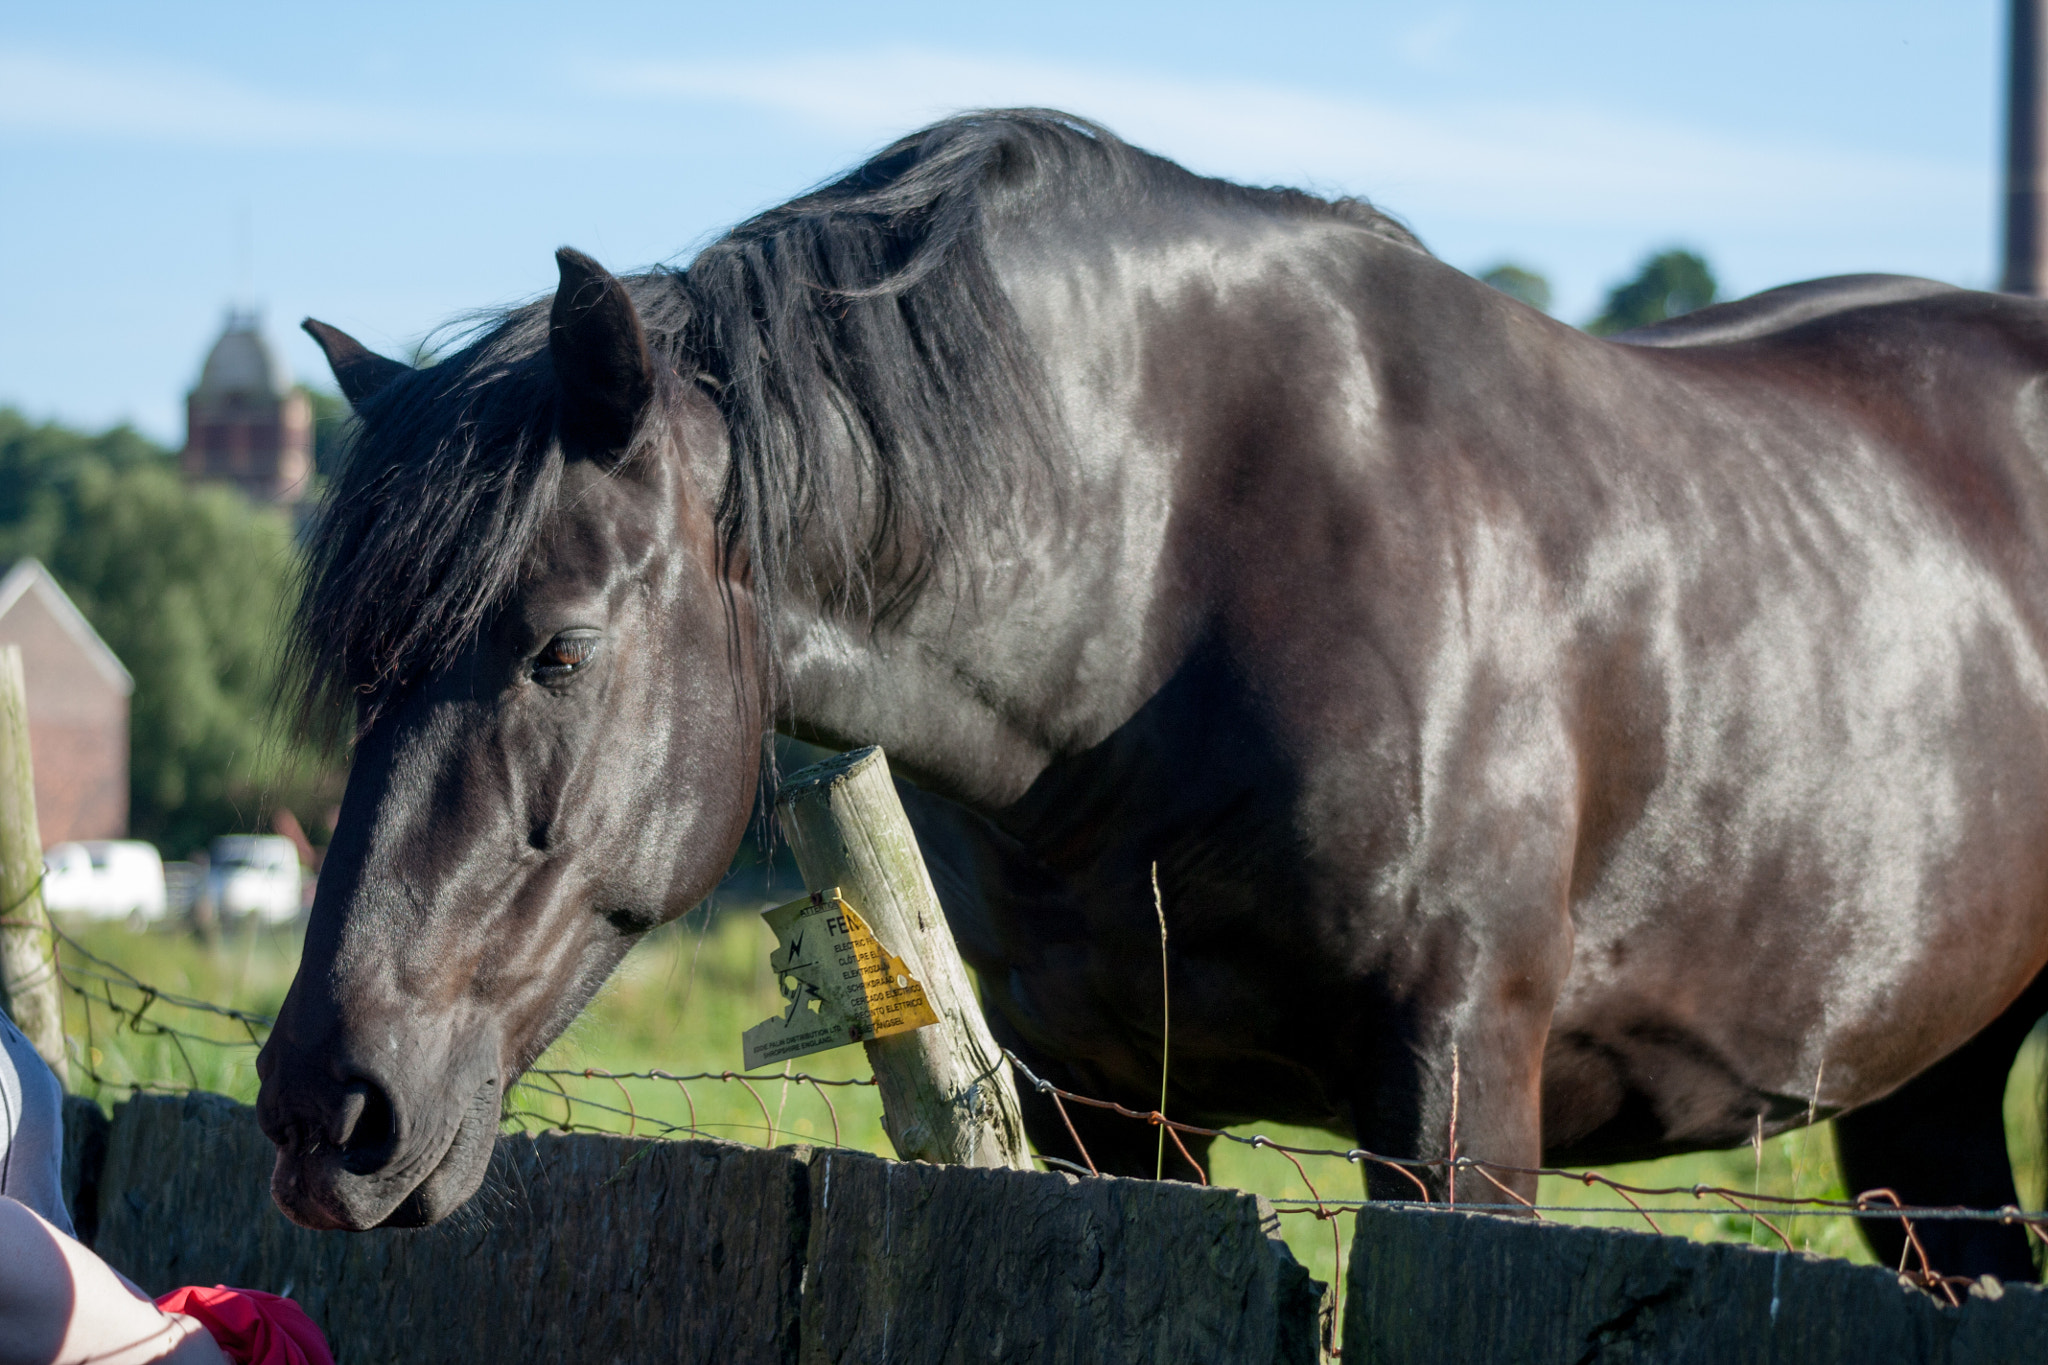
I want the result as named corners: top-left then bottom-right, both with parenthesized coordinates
top-left (0, 561), bottom-right (132, 845)
top-left (179, 312), bottom-right (313, 505)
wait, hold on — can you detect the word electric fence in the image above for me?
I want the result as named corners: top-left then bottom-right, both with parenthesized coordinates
top-left (42, 919), bottom-right (2048, 1309)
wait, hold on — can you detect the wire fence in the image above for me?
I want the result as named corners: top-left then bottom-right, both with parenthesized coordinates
top-left (55, 921), bottom-right (270, 1094)
top-left (45, 918), bottom-right (878, 1152)
top-left (505, 1065), bottom-right (877, 1151)
top-left (35, 914), bottom-right (2048, 1310)
top-left (1000, 1050), bottom-right (2048, 1308)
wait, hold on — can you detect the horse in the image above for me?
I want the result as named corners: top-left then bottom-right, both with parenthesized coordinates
top-left (256, 110), bottom-right (2048, 1281)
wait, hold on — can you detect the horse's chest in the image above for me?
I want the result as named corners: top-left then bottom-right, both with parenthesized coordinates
top-left (954, 852), bottom-right (1349, 1126)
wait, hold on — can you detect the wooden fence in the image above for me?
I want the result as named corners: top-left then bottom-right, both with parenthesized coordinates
top-left (1345, 1203), bottom-right (2048, 1363)
top-left (64, 1092), bottom-right (1323, 1365)
top-left (56, 1092), bottom-right (2048, 1363)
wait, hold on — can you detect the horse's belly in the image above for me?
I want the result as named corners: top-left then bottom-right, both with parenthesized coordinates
top-left (1542, 835), bottom-right (2048, 1167)
top-left (1542, 542), bottom-right (2048, 1160)
top-left (1537, 1003), bottom-right (1817, 1165)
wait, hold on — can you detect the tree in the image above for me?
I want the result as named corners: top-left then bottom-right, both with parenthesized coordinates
top-left (0, 410), bottom-right (341, 854)
top-left (1586, 249), bottom-right (1718, 336)
top-left (1478, 263), bottom-right (1553, 314)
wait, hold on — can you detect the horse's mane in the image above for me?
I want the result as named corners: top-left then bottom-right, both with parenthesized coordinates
top-left (291, 109), bottom-right (1423, 732)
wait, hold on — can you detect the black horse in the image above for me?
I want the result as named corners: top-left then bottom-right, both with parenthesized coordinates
top-left (257, 111), bottom-right (2048, 1280)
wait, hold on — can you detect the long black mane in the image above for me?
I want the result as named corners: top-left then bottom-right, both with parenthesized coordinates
top-left (291, 109), bottom-right (1423, 731)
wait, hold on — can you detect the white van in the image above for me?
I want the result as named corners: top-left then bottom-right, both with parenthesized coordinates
top-left (42, 841), bottom-right (168, 922)
top-left (205, 835), bottom-right (304, 924)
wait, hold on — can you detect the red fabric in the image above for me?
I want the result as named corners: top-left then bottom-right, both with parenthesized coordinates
top-left (153, 1286), bottom-right (334, 1365)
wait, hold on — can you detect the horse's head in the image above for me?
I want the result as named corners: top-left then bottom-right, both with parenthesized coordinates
top-left (256, 250), bottom-right (761, 1229)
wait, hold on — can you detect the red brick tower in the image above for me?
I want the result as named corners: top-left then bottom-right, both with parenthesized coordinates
top-left (179, 312), bottom-right (313, 506)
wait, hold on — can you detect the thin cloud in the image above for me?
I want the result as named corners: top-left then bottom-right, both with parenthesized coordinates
top-left (0, 48), bottom-right (567, 153)
top-left (1396, 11), bottom-right (1471, 71)
top-left (597, 46), bottom-right (1986, 235)
top-left (6, 42), bottom-right (1983, 240)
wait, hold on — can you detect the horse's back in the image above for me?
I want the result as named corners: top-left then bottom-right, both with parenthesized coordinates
top-left (1600, 274), bottom-right (2048, 579)
top-left (1611, 274), bottom-right (1962, 349)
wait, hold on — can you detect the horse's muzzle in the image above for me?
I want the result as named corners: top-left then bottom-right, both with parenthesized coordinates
top-left (258, 1044), bottom-right (501, 1231)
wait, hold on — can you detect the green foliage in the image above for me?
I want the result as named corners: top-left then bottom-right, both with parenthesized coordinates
top-left (1478, 262), bottom-right (1553, 314)
top-left (1587, 249), bottom-right (1719, 335)
top-left (0, 409), bottom-right (340, 853)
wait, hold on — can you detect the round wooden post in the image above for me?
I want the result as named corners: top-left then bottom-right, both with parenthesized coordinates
top-left (0, 645), bottom-right (65, 1082)
top-left (2007, 0), bottom-right (2048, 294)
top-left (775, 746), bottom-right (1029, 1169)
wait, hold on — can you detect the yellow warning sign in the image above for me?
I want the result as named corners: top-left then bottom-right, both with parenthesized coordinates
top-left (741, 888), bottom-right (939, 1069)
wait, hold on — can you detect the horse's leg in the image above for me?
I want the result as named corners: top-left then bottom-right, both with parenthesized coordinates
top-left (1337, 798), bottom-right (1574, 1206)
top-left (1349, 953), bottom-right (1560, 1208)
top-left (1833, 975), bottom-right (2047, 1282)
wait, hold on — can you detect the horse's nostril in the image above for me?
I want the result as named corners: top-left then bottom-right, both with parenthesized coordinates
top-left (334, 1079), bottom-right (397, 1174)
top-left (332, 1086), bottom-right (366, 1145)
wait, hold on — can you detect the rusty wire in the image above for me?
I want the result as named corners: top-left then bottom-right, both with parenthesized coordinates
top-left (39, 924), bottom-right (2048, 1302)
top-left (46, 927), bottom-right (874, 1150)
top-left (514, 1067), bottom-right (876, 1152)
top-left (999, 1049), bottom-right (2048, 1245)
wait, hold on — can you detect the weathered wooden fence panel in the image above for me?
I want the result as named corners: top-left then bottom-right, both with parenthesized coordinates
top-left (1344, 1204), bottom-right (2048, 1364)
top-left (92, 1090), bottom-right (2048, 1364)
top-left (78, 1094), bottom-right (1324, 1364)
top-left (61, 1093), bottom-right (108, 1245)
top-left (92, 1093), bottom-right (809, 1365)
top-left (796, 1146), bottom-right (1324, 1365)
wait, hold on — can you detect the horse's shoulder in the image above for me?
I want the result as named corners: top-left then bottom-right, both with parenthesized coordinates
top-left (1610, 275), bottom-right (1967, 350)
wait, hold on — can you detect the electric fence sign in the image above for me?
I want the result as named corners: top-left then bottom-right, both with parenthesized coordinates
top-left (741, 888), bottom-right (938, 1069)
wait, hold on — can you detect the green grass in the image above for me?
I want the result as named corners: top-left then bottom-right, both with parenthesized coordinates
top-left (515, 906), bottom-right (893, 1154)
top-left (49, 911), bottom-right (2048, 1295)
top-left (58, 915), bottom-right (290, 1105)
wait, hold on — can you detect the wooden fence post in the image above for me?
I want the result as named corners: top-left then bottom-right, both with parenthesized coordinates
top-left (775, 746), bottom-right (1029, 1169)
top-left (0, 645), bottom-right (65, 1083)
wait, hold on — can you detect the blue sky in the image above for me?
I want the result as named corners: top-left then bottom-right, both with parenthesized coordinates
top-left (0, 2), bottom-right (2003, 441)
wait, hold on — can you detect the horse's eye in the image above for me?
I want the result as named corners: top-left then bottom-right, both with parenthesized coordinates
top-left (533, 631), bottom-right (601, 681)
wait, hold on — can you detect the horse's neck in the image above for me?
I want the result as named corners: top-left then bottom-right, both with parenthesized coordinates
top-left (774, 502), bottom-right (1171, 809)
top-left (774, 603), bottom-right (1045, 808)
top-left (773, 427), bottom-right (1178, 811)
top-left (772, 208), bottom-right (1372, 811)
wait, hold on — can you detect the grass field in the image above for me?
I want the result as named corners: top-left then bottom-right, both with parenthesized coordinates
top-left (52, 909), bottom-right (2048, 1294)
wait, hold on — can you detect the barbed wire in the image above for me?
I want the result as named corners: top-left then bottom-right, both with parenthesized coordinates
top-left (41, 919), bottom-right (877, 1149)
top-left (1000, 1049), bottom-right (2048, 1305)
top-left (46, 919), bottom-right (269, 1094)
top-left (34, 917), bottom-right (2047, 1304)
top-left (514, 1066), bottom-right (877, 1149)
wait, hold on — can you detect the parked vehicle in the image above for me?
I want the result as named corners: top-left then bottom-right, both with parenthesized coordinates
top-left (41, 841), bottom-right (167, 922)
top-left (205, 835), bottom-right (305, 924)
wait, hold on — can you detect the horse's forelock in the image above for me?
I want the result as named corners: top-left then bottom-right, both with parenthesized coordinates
top-left (289, 317), bottom-right (568, 738)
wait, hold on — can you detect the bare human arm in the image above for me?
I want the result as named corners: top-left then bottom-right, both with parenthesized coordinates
top-left (0, 1196), bottom-right (226, 1365)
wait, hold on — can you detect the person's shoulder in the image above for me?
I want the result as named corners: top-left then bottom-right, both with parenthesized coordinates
top-left (1, 1012), bottom-right (65, 1116)
top-left (1, 1001), bottom-right (77, 1237)
top-left (1, 1011), bottom-right (31, 1087)
top-left (1, 1012), bottom-right (51, 1087)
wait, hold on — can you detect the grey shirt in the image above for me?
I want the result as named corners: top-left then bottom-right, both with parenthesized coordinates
top-left (0, 1012), bottom-right (73, 1237)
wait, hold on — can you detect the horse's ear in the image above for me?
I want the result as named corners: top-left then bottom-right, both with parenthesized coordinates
top-left (302, 319), bottom-right (411, 408)
top-left (550, 247), bottom-right (655, 460)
